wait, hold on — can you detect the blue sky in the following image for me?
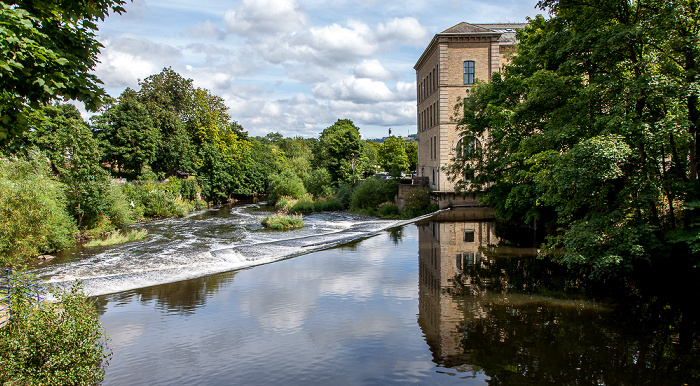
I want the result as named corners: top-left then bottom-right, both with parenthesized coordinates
top-left (93, 0), bottom-right (545, 139)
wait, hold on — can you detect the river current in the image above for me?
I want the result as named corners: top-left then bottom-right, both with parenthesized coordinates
top-left (33, 203), bottom-right (417, 296)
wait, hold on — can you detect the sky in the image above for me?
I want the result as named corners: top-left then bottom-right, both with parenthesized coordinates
top-left (92, 0), bottom-right (545, 139)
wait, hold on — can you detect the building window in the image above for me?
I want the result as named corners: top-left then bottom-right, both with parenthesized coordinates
top-left (464, 231), bottom-right (475, 242)
top-left (463, 61), bottom-right (475, 85)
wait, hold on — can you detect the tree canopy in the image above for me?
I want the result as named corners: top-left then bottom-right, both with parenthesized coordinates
top-left (0, 0), bottom-right (126, 146)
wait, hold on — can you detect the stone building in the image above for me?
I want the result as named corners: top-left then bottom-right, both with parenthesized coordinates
top-left (414, 22), bottom-right (527, 207)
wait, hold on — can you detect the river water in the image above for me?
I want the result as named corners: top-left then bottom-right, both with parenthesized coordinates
top-left (32, 204), bottom-right (698, 385)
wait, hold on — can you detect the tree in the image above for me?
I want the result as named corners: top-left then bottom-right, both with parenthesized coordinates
top-left (0, 0), bottom-right (126, 147)
top-left (136, 67), bottom-right (197, 175)
top-left (404, 141), bottom-right (418, 172)
top-left (93, 89), bottom-right (160, 178)
top-left (378, 136), bottom-right (410, 178)
top-left (447, 1), bottom-right (699, 279)
top-left (315, 119), bottom-right (375, 182)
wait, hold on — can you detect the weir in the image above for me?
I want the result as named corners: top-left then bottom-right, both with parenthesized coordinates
top-left (30, 205), bottom-right (414, 297)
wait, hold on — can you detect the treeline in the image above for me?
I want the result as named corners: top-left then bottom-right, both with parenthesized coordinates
top-left (0, 67), bottom-right (422, 266)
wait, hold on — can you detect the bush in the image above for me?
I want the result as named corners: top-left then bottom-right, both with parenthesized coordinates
top-left (402, 186), bottom-right (438, 218)
top-left (378, 202), bottom-right (400, 217)
top-left (303, 168), bottom-right (334, 197)
top-left (334, 181), bottom-right (357, 208)
top-left (349, 177), bottom-right (398, 210)
top-left (0, 278), bottom-right (110, 385)
top-left (105, 181), bottom-right (134, 228)
top-left (260, 214), bottom-right (304, 230)
top-left (0, 156), bottom-right (76, 267)
top-left (269, 169), bottom-right (306, 203)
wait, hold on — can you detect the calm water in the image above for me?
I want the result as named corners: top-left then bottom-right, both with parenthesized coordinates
top-left (33, 205), bottom-right (698, 385)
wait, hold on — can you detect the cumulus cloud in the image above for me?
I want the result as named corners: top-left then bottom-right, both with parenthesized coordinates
top-left (94, 34), bottom-right (182, 91)
top-left (354, 59), bottom-right (398, 80)
top-left (377, 17), bottom-right (429, 44)
top-left (224, 0), bottom-right (308, 36)
top-left (312, 76), bottom-right (393, 103)
top-left (312, 76), bottom-right (415, 104)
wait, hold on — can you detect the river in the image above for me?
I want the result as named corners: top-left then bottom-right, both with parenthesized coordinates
top-left (32, 204), bottom-right (698, 385)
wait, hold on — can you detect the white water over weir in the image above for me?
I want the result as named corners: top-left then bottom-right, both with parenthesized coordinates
top-left (32, 204), bottom-right (433, 297)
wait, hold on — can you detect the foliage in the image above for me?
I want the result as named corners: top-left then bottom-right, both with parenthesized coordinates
top-left (260, 214), bottom-right (304, 230)
top-left (402, 186), bottom-right (436, 218)
top-left (18, 104), bottom-right (113, 228)
top-left (378, 136), bottom-right (410, 178)
top-left (0, 153), bottom-right (76, 267)
top-left (349, 177), bottom-right (398, 210)
top-left (315, 119), bottom-right (375, 182)
top-left (377, 202), bottom-right (400, 217)
top-left (404, 141), bottom-right (418, 171)
top-left (275, 194), bottom-right (343, 214)
top-left (93, 89), bottom-right (160, 178)
top-left (447, 1), bottom-right (700, 279)
top-left (0, 0), bottom-right (126, 147)
top-left (121, 180), bottom-right (204, 220)
top-left (0, 278), bottom-right (110, 385)
top-left (268, 169), bottom-right (307, 203)
top-left (84, 228), bottom-right (148, 247)
top-left (303, 168), bottom-right (334, 197)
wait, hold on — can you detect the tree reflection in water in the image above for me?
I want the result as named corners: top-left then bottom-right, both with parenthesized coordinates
top-left (417, 208), bottom-right (698, 384)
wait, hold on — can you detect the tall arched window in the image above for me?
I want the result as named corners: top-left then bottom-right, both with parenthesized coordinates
top-left (456, 137), bottom-right (480, 181)
top-left (463, 61), bottom-right (475, 85)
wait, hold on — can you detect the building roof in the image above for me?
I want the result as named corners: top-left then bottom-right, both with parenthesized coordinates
top-left (415, 22), bottom-right (528, 69)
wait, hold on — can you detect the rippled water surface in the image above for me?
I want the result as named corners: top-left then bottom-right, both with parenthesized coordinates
top-left (32, 205), bottom-right (699, 385)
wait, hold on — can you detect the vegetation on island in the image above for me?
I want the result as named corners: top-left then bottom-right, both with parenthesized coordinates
top-left (260, 214), bottom-right (305, 230)
top-left (447, 0), bottom-right (700, 295)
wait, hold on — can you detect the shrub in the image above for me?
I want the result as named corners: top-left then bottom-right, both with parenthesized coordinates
top-left (402, 186), bottom-right (437, 218)
top-left (269, 169), bottom-right (306, 203)
top-left (260, 214), bottom-right (304, 230)
top-left (303, 168), bottom-right (334, 197)
top-left (0, 156), bottom-right (76, 267)
top-left (334, 181), bottom-right (357, 208)
top-left (378, 202), bottom-right (400, 217)
top-left (105, 181), bottom-right (134, 228)
top-left (349, 177), bottom-right (398, 210)
top-left (85, 228), bottom-right (148, 247)
top-left (180, 178), bottom-right (200, 201)
top-left (0, 278), bottom-right (110, 385)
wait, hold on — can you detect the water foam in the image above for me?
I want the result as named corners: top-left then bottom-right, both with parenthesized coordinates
top-left (32, 205), bottom-right (428, 296)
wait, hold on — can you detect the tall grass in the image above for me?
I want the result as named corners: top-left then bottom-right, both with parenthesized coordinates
top-left (84, 229), bottom-right (148, 247)
top-left (260, 215), bottom-right (304, 230)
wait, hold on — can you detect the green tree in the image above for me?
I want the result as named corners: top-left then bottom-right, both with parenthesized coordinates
top-left (378, 136), bottom-right (410, 178)
top-left (315, 119), bottom-right (375, 182)
top-left (18, 104), bottom-right (111, 228)
top-left (404, 141), bottom-right (418, 171)
top-left (136, 67), bottom-right (197, 175)
top-left (93, 89), bottom-right (160, 178)
top-left (268, 168), bottom-right (306, 202)
top-left (0, 0), bottom-right (126, 147)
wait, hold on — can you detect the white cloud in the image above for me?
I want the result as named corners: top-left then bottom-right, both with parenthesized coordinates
top-left (313, 76), bottom-right (415, 104)
top-left (94, 34), bottom-right (182, 91)
top-left (377, 17), bottom-right (429, 44)
top-left (224, 0), bottom-right (308, 36)
top-left (313, 76), bottom-right (393, 103)
top-left (353, 59), bottom-right (397, 80)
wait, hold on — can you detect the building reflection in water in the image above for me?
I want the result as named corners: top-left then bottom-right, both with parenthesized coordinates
top-left (417, 207), bottom-right (499, 374)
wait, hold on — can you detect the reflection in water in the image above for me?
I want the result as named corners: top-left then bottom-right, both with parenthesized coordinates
top-left (417, 208), bottom-right (698, 384)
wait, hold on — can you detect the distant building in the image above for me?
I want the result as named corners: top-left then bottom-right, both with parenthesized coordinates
top-left (414, 22), bottom-right (527, 207)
